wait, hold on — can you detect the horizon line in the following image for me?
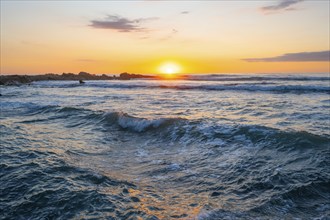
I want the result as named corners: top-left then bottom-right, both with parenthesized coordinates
top-left (1, 72), bottom-right (330, 76)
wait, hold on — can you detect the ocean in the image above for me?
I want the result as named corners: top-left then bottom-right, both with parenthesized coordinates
top-left (1, 73), bottom-right (329, 219)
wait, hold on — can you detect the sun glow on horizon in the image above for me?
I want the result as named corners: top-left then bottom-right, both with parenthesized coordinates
top-left (158, 62), bottom-right (182, 75)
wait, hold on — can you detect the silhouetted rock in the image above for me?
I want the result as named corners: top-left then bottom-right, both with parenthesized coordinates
top-left (119, 72), bottom-right (154, 80)
top-left (0, 75), bottom-right (32, 85)
top-left (100, 74), bottom-right (109, 80)
top-left (78, 71), bottom-right (92, 78)
top-left (0, 72), bottom-right (155, 86)
top-left (119, 72), bottom-right (131, 80)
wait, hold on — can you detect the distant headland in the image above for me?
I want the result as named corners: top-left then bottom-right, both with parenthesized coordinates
top-left (0, 72), bottom-right (155, 86)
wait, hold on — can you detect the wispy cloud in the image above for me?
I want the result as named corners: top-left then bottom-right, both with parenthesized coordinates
top-left (89, 15), bottom-right (158, 32)
top-left (159, 29), bottom-right (179, 41)
top-left (181, 11), bottom-right (189, 14)
top-left (243, 51), bottom-right (330, 62)
top-left (261, 0), bottom-right (304, 13)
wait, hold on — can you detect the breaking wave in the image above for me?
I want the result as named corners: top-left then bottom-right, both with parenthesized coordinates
top-left (13, 104), bottom-right (330, 147)
top-left (186, 74), bottom-right (329, 82)
top-left (33, 81), bottom-right (330, 94)
top-left (102, 111), bottom-right (184, 132)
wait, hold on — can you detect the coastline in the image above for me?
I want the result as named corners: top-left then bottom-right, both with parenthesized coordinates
top-left (0, 72), bottom-right (154, 85)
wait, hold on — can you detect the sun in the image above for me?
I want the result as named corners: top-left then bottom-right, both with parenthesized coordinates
top-left (165, 67), bottom-right (174, 74)
top-left (159, 62), bottom-right (181, 75)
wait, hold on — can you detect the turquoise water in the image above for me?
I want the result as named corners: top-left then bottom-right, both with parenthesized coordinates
top-left (1, 73), bottom-right (329, 219)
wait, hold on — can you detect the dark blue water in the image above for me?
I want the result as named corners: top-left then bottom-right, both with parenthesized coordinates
top-left (1, 73), bottom-right (329, 219)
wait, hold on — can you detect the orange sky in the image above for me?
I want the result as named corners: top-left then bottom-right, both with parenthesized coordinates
top-left (1, 1), bottom-right (329, 75)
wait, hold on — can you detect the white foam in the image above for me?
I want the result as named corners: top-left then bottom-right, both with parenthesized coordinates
top-left (136, 149), bottom-right (148, 157)
top-left (168, 163), bottom-right (181, 171)
top-left (117, 113), bottom-right (166, 132)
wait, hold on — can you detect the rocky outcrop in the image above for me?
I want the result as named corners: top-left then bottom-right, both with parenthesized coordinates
top-left (0, 72), bottom-right (155, 85)
top-left (0, 75), bottom-right (32, 85)
top-left (119, 72), bottom-right (154, 80)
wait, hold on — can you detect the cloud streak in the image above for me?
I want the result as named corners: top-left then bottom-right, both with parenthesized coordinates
top-left (243, 51), bottom-right (330, 62)
top-left (89, 15), bottom-right (158, 32)
top-left (261, 0), bottom-right (304, 13)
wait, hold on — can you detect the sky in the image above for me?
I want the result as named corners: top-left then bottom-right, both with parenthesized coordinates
top-left (1, 0), bottom-right (329, 75)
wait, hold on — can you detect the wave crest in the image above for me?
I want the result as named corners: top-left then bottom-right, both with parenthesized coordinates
top-left (103, 112), bottom-right (183, 132)
top-left (32, 80), bottom-right (330, 94)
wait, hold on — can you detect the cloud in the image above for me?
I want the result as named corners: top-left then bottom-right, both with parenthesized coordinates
top-left (243, 51), bottom-right (330, 62)
top-left (181, 11), bottom-right (189, 14)
top-left (261, 0), bottom-right (304, 13)
top-left (172, 29), bottom-right (178, 34)
top-left (89, 15), bottom-right (158, 32)
top-left (159, 29), bottom-right (179, 41)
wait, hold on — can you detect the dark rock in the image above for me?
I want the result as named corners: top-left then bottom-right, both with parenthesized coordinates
top-left (0, 71), bottom-right (155, 85)
top-left (119, 72), bottom-right (154, 80)
top-left (119, 72), bottom-right (131, 80)
top-left (78, 71), bottom-right (91, 77)
top-left (0, 75), bottom-right (32, 85)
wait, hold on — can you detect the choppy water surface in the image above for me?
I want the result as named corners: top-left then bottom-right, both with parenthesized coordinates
top-left (1, 73), bottom-right (329, 219)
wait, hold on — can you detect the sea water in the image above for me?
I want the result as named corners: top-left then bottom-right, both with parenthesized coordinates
top-left (1, 73), bottom-right (329, 219)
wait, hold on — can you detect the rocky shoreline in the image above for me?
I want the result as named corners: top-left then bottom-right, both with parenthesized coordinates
top-left (0, 72), bottom-right (154, 86)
